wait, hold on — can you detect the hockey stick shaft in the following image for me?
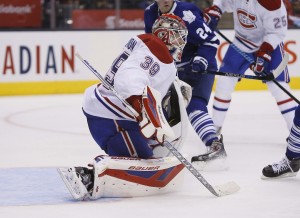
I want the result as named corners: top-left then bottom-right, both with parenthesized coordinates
top-left (163, 141), bottom-right (220, 196)
top-left (216, 30), bottom-right (300, 104)
top-left (178, 68), bottom-right (274, 81)
top-left (76, 53), bottom-right (237, 197)
top-left (200, 69), bottom-right (273, 81)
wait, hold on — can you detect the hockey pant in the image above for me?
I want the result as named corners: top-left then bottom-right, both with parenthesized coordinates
top-left (84, 114), bottom-right (153, 159)
top-left (213, 44), bottom-right (297, 131)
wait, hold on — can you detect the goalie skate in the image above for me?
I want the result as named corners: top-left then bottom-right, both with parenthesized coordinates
top-left (191, 135), bottom-right (228, 171)
top-left (57, 167), bottom-right (93, 200)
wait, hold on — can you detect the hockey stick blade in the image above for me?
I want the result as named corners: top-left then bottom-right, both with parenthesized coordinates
top-left (269, 52), bottom-right (289, 79)
top-left (163, 141), bottom-right (240, 197)
top-left (213, 181), bottom-right (240, 197)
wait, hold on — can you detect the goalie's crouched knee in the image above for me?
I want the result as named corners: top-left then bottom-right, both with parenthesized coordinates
top-left (88, 155), bottom-right (185, 199)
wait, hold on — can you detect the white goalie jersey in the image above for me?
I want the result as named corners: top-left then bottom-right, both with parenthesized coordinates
top-left (214, 0), bottom-right (287, 52)
top-left (82, 34), bottom-right (177, 121)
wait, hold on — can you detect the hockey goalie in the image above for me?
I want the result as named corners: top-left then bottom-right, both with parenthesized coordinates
top-left (58, 14), bottom-right (192, 200)
top-left (58, 79), bottom-right (191, 200)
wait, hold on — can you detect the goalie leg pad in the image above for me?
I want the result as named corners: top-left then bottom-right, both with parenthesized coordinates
top-left (89, 155), bottom-right (185, 199)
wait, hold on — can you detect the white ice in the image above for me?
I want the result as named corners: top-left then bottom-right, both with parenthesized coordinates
top-left (1, 90), bottom-right (300, 218)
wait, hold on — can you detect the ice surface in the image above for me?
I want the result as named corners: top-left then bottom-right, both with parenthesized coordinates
top-left (0, 91), bottom-right (300, 218)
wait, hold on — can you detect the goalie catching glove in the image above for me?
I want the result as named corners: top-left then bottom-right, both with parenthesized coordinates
top-left (175, 77), bottom-right (192, 107)
top-left (126, 86), bottom-right (175, 143)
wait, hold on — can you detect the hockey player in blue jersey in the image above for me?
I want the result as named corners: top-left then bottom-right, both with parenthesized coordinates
top-left (144, 0), bottom-right (227, 169)
top-left (262, 104), bottom-right (300, 179)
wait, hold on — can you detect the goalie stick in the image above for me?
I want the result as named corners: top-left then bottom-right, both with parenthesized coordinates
top-left (76, 53), bottom-right (240, 197)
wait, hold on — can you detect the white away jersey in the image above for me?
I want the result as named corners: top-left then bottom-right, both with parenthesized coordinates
top-left (214, 0), bottom-right (287, 52)
top-left (82, 34), bottom-right (177, 121)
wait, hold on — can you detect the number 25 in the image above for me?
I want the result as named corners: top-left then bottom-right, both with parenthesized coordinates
top-left (274, 16), bottom-right (287, 28)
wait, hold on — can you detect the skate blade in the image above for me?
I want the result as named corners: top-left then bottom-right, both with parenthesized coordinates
top-left (57, 167), bottom-right (89, 201)
top-left (261, 172), bottom-right (297, 180)
top-left (192, 157), bottom-right (229, 172)
top-left (213, 181), bottom-right (240, 196)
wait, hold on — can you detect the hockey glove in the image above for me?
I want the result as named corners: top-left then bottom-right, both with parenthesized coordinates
top-left (127, 86), bottom-right (175, 143)
top-left (204, 5), bottom-right (222, 30)
top-left (250, 42), bottom-right (274, 76)
top-left (192, 56), bottom-right (208, 72)
top-left (176, 78), bottom-right (192, 107)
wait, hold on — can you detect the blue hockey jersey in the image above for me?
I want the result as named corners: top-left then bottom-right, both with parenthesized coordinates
top-left (144, 0), bottom-right (220, 69)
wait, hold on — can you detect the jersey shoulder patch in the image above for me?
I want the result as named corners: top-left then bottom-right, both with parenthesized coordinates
top-left (257, 0), bottom-right (281, 11)
top-left (138, 34), bottom-right (173, 64)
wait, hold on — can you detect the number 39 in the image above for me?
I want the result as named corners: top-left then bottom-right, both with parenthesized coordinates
top-left (274, 16), bottom-right (287, 28)
top-left (140, 56), bottom-right (160, 77)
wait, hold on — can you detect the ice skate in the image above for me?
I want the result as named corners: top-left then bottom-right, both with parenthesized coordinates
top-left (261, 157), bottom-right (300, 179)
top-left (215, 126), bottom-right (222, 137)
top-left (57, 167), bottom-right (94, 200)
top-left (191, 135), bottom-right (228, 171)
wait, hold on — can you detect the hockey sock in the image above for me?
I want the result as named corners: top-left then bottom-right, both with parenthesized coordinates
top-left (212, 95), bottom-right (231, 128)
top-left (187, 97), bottom-right (218, 146)
top-left (286, 106), bottom-right (300, 159)
top-left (267, 81), bottom-right (297, 131)
top-left (212, 76), bottom-right (238, 128)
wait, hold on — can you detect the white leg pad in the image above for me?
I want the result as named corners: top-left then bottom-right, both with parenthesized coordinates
top-left (90, 155), bottom-right (185, 199)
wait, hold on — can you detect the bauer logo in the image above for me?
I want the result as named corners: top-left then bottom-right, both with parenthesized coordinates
top-left (128, 166), bottom-right (160, 171)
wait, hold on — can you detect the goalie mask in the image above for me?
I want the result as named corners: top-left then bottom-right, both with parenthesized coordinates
top-left (152, 13), bottom-right (188, 62)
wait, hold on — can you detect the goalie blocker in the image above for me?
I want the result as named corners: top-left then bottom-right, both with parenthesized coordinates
top-left (57, 155), bottom-right (185, 200)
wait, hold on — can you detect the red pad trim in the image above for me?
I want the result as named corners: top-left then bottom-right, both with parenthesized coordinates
top-left (143, 86), bottom-right (161, 128)
top-left (98, 164), bottom-right (184, 188)
top-left (258, 0), bottom-right (281, 11)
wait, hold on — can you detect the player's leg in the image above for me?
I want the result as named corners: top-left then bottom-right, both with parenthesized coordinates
top-left (187, 74), bottom-right (218, 147)
top-left (262, 105), bottom-right (300, 179)
top-left (85, 114), bottom-right (153, 158)
top-left (178, 59), bottom-right (227, 166)
top-left (212, 45), bottom-right (250, 135)
top-left (265, 44), bottom-right (297, 131)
